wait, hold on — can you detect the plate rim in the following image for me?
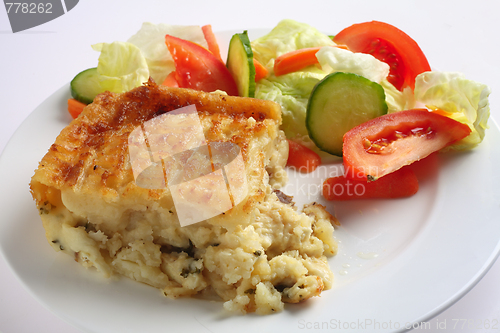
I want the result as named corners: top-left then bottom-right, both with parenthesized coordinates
top-left (2, 30), bottom-right (500, 333)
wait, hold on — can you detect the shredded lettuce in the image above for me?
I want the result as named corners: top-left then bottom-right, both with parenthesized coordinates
top-left (413, 71), bottom-right (491, 150)
top-left (127, 22), bottom-right (207, 84)
top-left (92, 42), bottom-right (150, 94)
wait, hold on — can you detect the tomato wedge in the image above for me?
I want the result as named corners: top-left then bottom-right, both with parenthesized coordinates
top-left (286, 140), bottom-right (321, 173)
top-left (164, 35), bottom-right (239, 96)
top-left (323, 167), bottom-right (419, 201)
top-left (161, 71), bottom-right (179, 87)
top-left (333, 21), bottom-right (431, 90)
top-left (343, 109), bottom-right (471, 181)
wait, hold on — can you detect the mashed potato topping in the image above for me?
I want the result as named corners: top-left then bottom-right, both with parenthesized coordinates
top-left (30, 81), bottom-right (338, 314)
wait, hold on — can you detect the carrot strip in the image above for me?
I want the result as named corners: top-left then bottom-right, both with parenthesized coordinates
top-left (274, 45), bottom-right (350, 76)
top-left (322, 167), bottom-right (418, 201)
top-left (202, 24), bottom-right (223, 63)
top-left (162, 71), bottom-right (179, 87)
top-left (253, 58), bottom-right (268, 81)
top-left (286, 140), bottom-right (321, 173)
top-left (430, 108), bottom-right (453, 117)
top-left (333, 43), bottom-right (349, 50)
top-left (67, 98), bottom-right (86, 119)
top-left (274, 47), bottom-right (322, 76)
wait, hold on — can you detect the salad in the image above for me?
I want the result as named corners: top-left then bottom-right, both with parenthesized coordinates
top-left (68, 19), bottom-right (491, 201)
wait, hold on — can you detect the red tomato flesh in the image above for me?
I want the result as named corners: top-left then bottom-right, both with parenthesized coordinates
top-left (343, 109), bottom-right (471, 181)
top-left (323, 166), bottom-right (418, 201)
top-left (334, 21), bottom-right (431, 90)
top-left (164, 35), bottom-right (239, 96)
top-left (161, 71), bottom-right (179, 87)
top-left (286, 140), bottom-right (321, 173)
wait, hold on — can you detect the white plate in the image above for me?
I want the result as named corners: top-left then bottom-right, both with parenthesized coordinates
top-left (1, 30), bottom-right (500, 333)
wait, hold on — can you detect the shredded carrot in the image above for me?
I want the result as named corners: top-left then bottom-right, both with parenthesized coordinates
top-left (430, 108), bottom-right (453, 117)
top-left (67, 98), bottom-right (86, 119)
top-left (162, 71), bottom-right (179, 87)
top-left (274, 45), bottom-right (350, 76)
top-left (334, 43), bottom-right (349, 50)
top-left (274, 47), bottom-right (323, 76)
top-left (253, 58), bottom-right (268, 81)
top-left (202, 24), bottom-right (223, 63)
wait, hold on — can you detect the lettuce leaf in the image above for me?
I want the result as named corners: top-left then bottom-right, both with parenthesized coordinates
top-left (127, 22), bottom-right (207, 84)
top-left (252, 19), bottom-right (490, 156)
top-left (413, 71), bottom-right (491, 150)
top-left (256, 69), bottom-right (326, 140)
top-left (92, 42), bottom-right (149, 93)
top-left (380, 79), bottom-right (410, 112)
top-left (252, 20), bottom-right (335, 157)
top-left (252, 20), bottom-right (407, 150)
top-left (251, 19), bottom-right (335, 69)
top-left (316, 47), bottom-right (389, 83)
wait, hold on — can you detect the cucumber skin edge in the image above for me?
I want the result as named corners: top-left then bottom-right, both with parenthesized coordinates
top-left (226, 31), bottom-right (256, 98)
top-left (70, 67), bottom-right (101, 105)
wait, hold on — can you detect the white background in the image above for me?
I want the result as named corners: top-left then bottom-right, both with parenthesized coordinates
top-left (1, 0), bottom-right (499, 332)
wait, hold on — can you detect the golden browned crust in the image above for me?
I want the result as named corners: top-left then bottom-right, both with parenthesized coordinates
top-left (30, 80), bottom-right (282, 204)
top-left (29, 81), bottom-right (338, 315)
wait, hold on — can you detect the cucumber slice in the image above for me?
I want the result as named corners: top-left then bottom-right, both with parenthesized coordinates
top-left (226, 31), bottom-right (256, 97)
top-left (306, 72), bottom-right (387, 156)
top-left (70, 67), bottom-right (102, 104)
